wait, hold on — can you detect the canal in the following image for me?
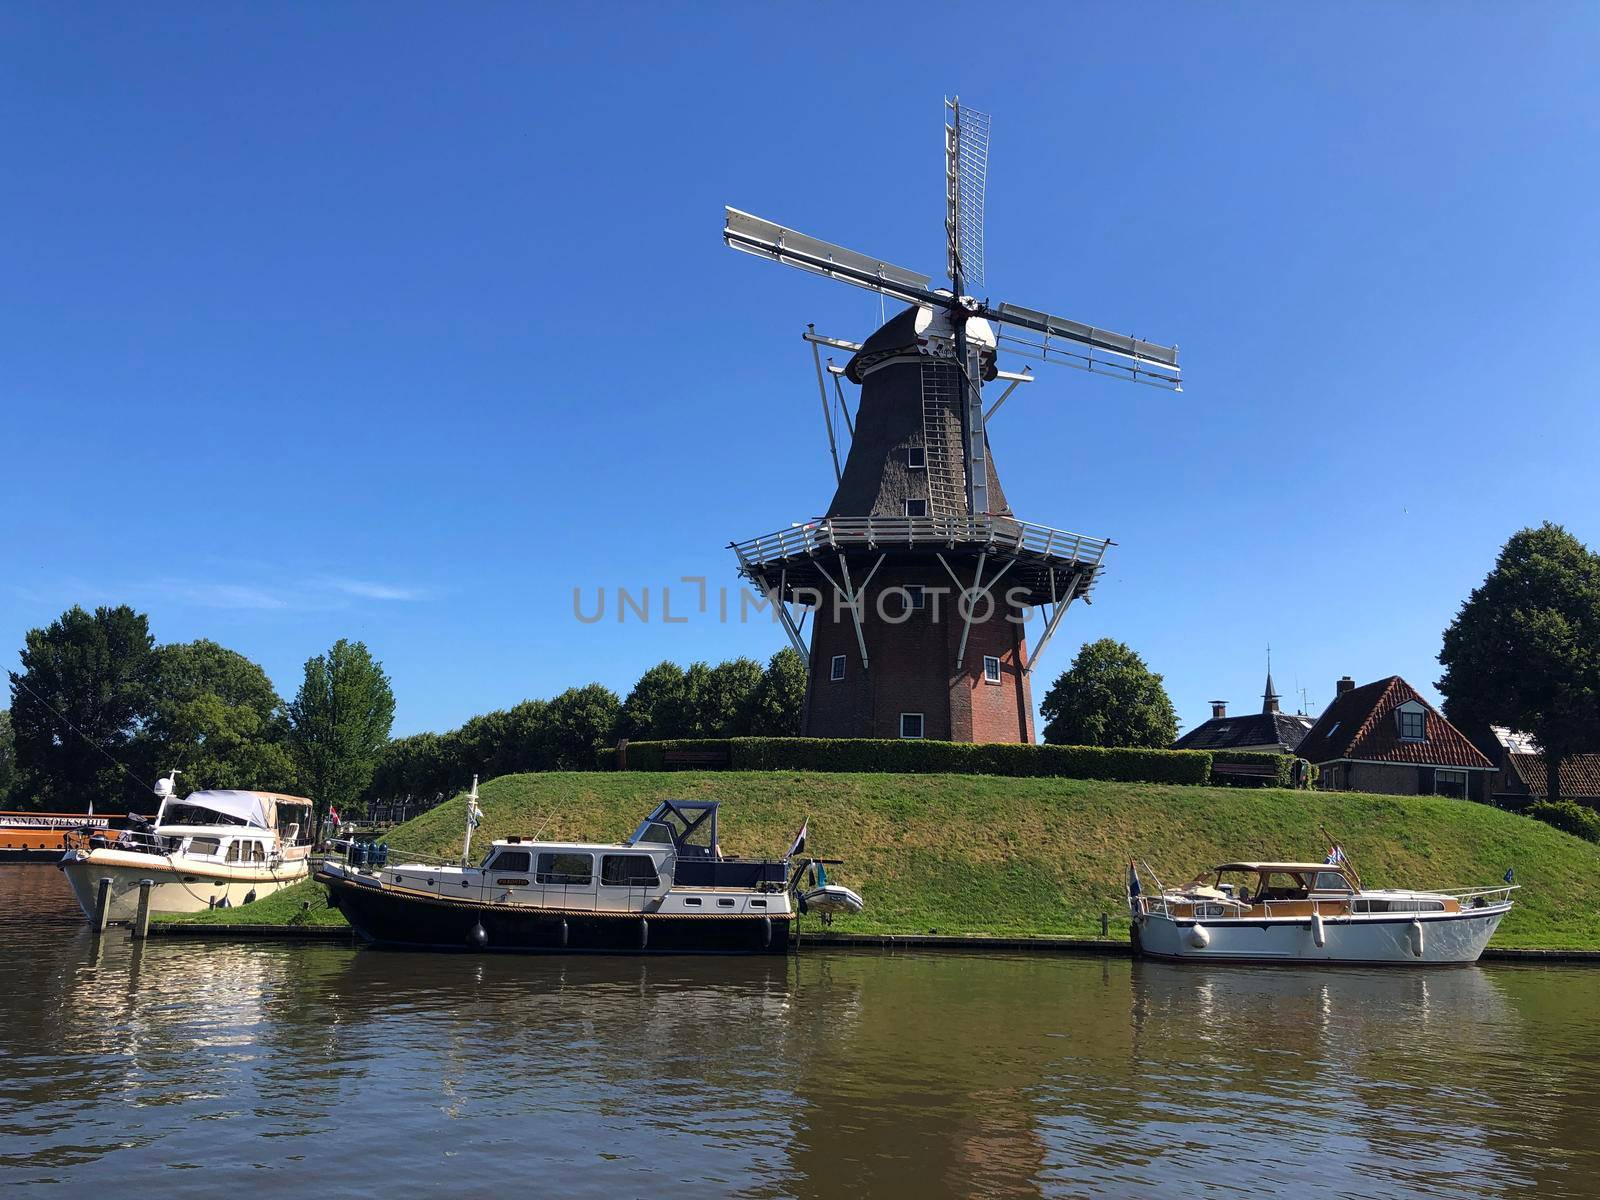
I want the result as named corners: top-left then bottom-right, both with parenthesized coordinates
top-left (3, 865), bottom-right (1598, 1198)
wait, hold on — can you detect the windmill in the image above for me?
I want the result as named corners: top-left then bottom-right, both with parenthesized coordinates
top-left (726, 98), bottom-right (1182, 743)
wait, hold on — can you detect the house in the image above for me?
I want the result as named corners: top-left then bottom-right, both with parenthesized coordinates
top-left (1172, 672), bottom-right (1314, 754)
top-left (1472, 726), bottom-right (1600, 808)
top-left (1296, 675), bottom-right (1495, 800)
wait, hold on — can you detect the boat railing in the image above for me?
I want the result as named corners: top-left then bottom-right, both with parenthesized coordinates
top-left (1133, 884), bottom-right (1518, 920)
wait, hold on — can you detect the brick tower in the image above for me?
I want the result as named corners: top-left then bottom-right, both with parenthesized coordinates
top-left (723, 98), bottom-right (1181, 743)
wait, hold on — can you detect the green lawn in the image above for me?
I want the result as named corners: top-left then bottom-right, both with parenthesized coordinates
top-left (167, 770), bottom-right (1600, 948)
top-left (152, 876), bottom-right (346, 926)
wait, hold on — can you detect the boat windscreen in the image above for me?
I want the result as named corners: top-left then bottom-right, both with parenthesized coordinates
top-left (160, 803), bottom-right (252, 828)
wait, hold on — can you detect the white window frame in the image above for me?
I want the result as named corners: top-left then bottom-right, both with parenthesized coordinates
top-left (906, 446), bottom-right (926, 470)
top-left (830, 654), bottom-right (846, 682)
top-left (899, 712), bottom-right (925, 739)
top-left (904, 498), bottom-right (928, 518)
top-left (982, 655), bottom-right (1001, 684)
top-left (1397, 703), bottom-right (1426, 742)
top-left (1434, 768), bottom-right (1469, 799)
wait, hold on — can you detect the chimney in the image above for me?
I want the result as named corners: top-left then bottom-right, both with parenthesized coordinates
top-left (1210, 700), bottom-right (1227, 720)
top-left (1336, 675), bottom-right (1355, 696)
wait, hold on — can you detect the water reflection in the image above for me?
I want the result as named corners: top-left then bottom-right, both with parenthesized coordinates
top-left (3, 867), bottom-right (1600, 1198)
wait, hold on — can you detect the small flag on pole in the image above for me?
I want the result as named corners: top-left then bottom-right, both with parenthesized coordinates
top-left (1127, 860), bottom-right (1141, 899)
top-left (1325, 845), bottom-right (1344, 866)
top-left (329, 806), bottom-right (341, 828)
top-left (785, 820), bottom-right (808, 860)
top-left (1504, 867), bottom-right (1515, 885)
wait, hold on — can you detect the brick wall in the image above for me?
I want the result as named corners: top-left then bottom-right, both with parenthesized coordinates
top-left (803, 554), bottom-right (1035, 743)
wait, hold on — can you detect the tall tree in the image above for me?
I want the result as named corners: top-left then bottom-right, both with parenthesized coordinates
top-left (0, 709), bottom-right (15, 805)
top-left (1039, 639), bottom-right (1178, 749)
top-left (133, 639), bottom-right (296, 792)
top-left (286, 640), bottom-right (395, 837)
top-left (1439, 523), bottom-right (1600, 805)
top-left (546, 683), bottom-right (621, 768)
top-left (750, 647), bottom-right (807, 735)
top-left (8, 605), bottom-right (155, 809)
top-left (616, 661), bottom-right (686, 741)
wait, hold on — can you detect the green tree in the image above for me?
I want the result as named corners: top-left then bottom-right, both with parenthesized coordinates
top-left (133, 640), bottom-right (296, 792)
top-left (616, 661), bottom-right (686, 741)
top-left (750, 647), bottom-right (807, 735)
top-left (1039, 639), bottom-right (1178, 749)
top-left (545, 683), bottom-right (621, 768)
top-left (286, 640), bottom-right (395, 837)
top-left (0, 709), bottom-right (15, 805)
top-left (8, 605), bottom-right (155, 809)
top-left (1439, 523), bottom-right (1600, 805)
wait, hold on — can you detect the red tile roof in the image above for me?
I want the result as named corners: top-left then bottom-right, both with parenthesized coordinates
top-left (1508, 753), bottom-right (1600, 800)
top-left (1293, 676), bottom-right (1493, 769)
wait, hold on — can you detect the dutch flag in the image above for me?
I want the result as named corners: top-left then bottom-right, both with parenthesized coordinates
top-left (1127, 860), bottom-right (1141, 899)
top-left (785, 820), bottom-right (808, 860)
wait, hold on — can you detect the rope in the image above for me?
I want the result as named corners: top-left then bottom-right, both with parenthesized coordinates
top-left (7, 671), bottom-right (157, 796)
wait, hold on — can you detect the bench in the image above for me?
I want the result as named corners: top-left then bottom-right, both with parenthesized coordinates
top-left (1210, 761), bottom-right (1281, 783)
top-left (664, 749), bottom-right (731, 769)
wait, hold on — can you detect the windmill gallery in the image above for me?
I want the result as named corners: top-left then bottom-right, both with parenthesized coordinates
top-left (723, 98), bottom-right (1182, 744)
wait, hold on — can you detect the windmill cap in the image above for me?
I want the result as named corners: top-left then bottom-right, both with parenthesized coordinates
top-left (845, 303), bottom-right (998, 384)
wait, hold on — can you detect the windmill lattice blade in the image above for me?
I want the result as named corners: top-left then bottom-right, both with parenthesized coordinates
top-left (993, 301), bottom-right (1181, 375)
top-left (724, 208), bottom-right (934, 308)
top-left (945, 99), bottom-right (990, 289)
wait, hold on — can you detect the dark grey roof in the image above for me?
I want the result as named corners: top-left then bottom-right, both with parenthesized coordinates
top-left (1173, 710), bottom-right (1315, 753)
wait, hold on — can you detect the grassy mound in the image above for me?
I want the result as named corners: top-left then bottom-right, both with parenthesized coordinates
top-left (365, 771), bottom-right (1599, 948)
top-left (152, 877), bottom-right (345, 926)
top-left (165, 771), bottom-right (1600, 948)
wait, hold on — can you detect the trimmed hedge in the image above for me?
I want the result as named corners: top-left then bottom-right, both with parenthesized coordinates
top-left (601, 737), bottom-right (1213, 786)
top-left (1527, 801), bottom-right (1600, 844)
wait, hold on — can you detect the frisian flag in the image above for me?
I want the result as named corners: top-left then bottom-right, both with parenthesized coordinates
top-left (785, 820), bottom-right (808, 860)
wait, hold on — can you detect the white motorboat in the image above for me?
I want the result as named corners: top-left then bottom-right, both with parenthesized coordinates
top-left (58, 775), bottom-right (314, 922)
top-left (1128, 856), bottom-right (1515, 965)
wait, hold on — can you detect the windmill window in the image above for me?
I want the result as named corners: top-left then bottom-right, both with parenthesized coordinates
top-left (900, 713), bottom-right (925, 740)
top-left (1398, 708), bottom-right (1426, 741)
top-left (904, 498), bottom-right (928, 518)
top-left (830, 654), bottom-right (846, 682)
top-left (983, 655), bottom-right (1001, 684)
top-left (906, 446), bottom-right (926, 470)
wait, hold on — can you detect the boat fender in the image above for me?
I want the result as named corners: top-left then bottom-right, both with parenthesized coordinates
top-left (639, 918), bottom-right (649, 950)
top-left (1408, 919), bottom-right (1424, 959)
top-left (763, 916), bottom-right (772, 948)
top-left (559, 918), bottom-right (569, 948)
top-left (1311, 910), bottom-right (1326, 948)
top-left (1188, 924), bottom-right (1210, 950)
top-left (244, 889), bottom-right (257, 906)
top-left (469, 922), bottom-right (488, 949)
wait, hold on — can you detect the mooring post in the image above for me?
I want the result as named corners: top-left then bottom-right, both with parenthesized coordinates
top-left (93, 877), bottom-right (113, 933)
top-left (132, 879), bottom-right (154, 939)
top-left (1100, 911), bottom-right (1110, 938)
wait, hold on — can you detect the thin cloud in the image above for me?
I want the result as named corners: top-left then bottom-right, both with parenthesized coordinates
top-left (323, 578), bottom-right (426, 602)
top-left (160, 582), bottom-right (293, 611)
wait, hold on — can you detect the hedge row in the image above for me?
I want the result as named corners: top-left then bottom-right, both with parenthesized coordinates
top-left (599, 737), bottom-right (1276, 787)
top-left (1526, 801), bottom-right (1600, 844)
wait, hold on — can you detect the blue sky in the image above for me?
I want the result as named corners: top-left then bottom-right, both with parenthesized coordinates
top-left (3, 4), bottom-right (1597, 737)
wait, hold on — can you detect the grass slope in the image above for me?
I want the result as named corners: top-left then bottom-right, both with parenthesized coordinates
top-left (369, 771), bottom-right (1599, 948)
top-left (152, 877), bottom-right (345, 926)
top-left (168, 771), bottom-right (1600, 948)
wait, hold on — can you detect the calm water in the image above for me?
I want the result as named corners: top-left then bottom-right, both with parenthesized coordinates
top-left (3, 866), bottom-right (1599, 1198)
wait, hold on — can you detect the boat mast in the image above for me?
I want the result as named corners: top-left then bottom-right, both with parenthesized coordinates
top-left (461, 775), bottom-right (482, 866)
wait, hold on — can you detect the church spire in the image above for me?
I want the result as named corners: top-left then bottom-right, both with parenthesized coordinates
top-left (1263, 645), bottom-right (1280, 715)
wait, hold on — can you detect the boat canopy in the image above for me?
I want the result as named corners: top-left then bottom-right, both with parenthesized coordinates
top-left (1215, 862), bottom-right (1343, 874)
top-left (164, 790), bottom-right (312, 831)
top-left (628, 800), bottom-right (720, 858)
